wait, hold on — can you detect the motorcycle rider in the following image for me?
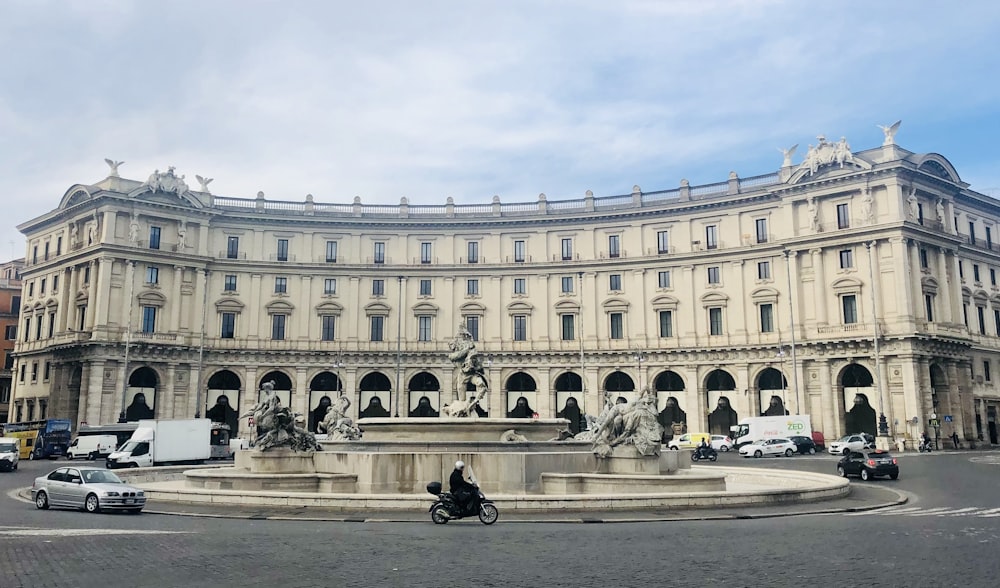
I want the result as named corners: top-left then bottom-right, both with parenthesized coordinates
top-left (449, 460), bottom-right (477, 513)
top-left (697, 437), bottom-right (710, 459)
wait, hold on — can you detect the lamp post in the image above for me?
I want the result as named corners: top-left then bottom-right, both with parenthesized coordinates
top-left (777, 345), bottom-right (787, 411)
top-left (783, 250), bottom-right (801, 415)
top-left (395, 276), bottom-right (404, 417)
top-left (633, 350), bottom-right (647, 392)
top-left (578, 271), bottom-right (586, 415)
top-left (194, 268), bottom-right (209, 418)
top-left (117, 261), bottom-right (137, 423)
top-left (865, 241), bottom-right (890, 439)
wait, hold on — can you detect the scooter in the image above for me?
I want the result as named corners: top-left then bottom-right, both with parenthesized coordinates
top-left (427, 481), bottom-right (499, 525)
top-left (918, 439), bottom-right (933, 453)
top-left (691, 446), bottom-right (719, 462)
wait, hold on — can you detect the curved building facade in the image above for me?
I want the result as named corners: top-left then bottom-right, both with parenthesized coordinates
top-left (7, 136), bottom-right (1000, 445)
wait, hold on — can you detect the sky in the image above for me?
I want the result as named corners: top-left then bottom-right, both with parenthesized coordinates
top-left (1, 0), bottom-right (999, 260)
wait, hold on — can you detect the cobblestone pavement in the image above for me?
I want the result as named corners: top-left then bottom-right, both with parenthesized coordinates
top-left (1, 450), bottom-right (998, 588)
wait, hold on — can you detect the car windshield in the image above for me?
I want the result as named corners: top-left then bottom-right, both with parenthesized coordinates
top-left (836, 436), bottom-right (853, 442)
top-left (119, 441), bottom-right (141, 453)
top-left (0, 443), bottom-right (17, 453)
top-left (80, 470), bottom-right (124, 484)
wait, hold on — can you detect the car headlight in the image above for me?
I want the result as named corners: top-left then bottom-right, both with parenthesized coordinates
top-left (104, 491), bottom-right (120, 497)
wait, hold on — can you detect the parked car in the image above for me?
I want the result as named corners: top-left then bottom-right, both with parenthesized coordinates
top-left (710, 435), bottom-right (734, 452)
top-left (668, 432), bottom-right (712, 450)
top-left (738, 437), bottom-right (797, 458)
top-left (837, 449), bottom-right (899, 481)
top-left (66, 435), bottom-right (119, 461)
top-left (828, 434), bottom-right (874, 456)
top-left (789, 435), bottom-right (818, 454)
top-left (32, 467), bottom-right (145, 513)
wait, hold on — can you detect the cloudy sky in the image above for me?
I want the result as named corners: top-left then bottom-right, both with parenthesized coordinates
top-left (2, 0), bottom-right (999, 259)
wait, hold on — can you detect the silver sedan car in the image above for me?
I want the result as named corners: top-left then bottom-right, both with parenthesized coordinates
top-left (32, 466), bottom-right (146, 513)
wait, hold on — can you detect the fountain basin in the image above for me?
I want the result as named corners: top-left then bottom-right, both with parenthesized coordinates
top-left (355, 417), bottom-right (573, 442)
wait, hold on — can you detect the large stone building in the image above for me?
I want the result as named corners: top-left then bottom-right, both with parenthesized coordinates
top-left (1, 258), bottom-right (24, 424)
top-left (7, 134), bottom-right (1000, 446)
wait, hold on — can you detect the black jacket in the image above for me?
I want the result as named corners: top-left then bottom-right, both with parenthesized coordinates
top-left (450, 469), bottom-right (475, 494)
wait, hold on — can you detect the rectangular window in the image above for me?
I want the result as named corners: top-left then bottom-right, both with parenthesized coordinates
top-left (836, 203), bottom-right (850, 229)
top-left (28, 282), bottom-right (34, 297)
top-left (4, 325), bottom-right (14, 339)
top-left (974, 264), bottom-right (981, 282)
top-left (608, 235), bottom-right (620, 258)
top-left (321, 316), bottom-right (336, 341)
top-left (9, 295), bottom-right (17, 313)
top-left (418, 316), bottom-right (432, 342)
top-left (561, 276), bottom-right (574, 293)
top-left (985, 360), bottom-right (992, 382)
top-left (760, 303), bottom-right (774, 333)
top-left (659, 310), bottom-right (673, 338)
top-left (224, 274), bottom-right (237, 291)
top-left (419, 279), bottom-right (432, 296)
top-left (372, 279), bottom-right (385, 296)
top-left (959, 261), bottom-right (965, 279)
top-left (31, 362), bottom-right (38, 382)
top-left (44, 242), bottom-right (50, 260)
top-left (146, 266), bottom-right (159, 284)
top-left (370, 316), bottom-right (384, 341)
top-left (467, 279), bottom-right (479, 296)
top-left (276, 238), bottom-right (289, 261)
top-left (969, 222), bottom-right (977, 245)
top-left (226, 236), bottom-right (239, 259)
top-left (561, 238), bottom-right (573, 261)
top-left (274, 277), bottom-right (287, 294)
top-left (83, 265), bottom-right (90, 284)
top-left (47, 313), bottom-right (55, 338)
top-left (513, 278), bottom-right (526, 295)
top-left (707, 266), bottom-right (720, 284)
top-left (917, 203), bottom-right (924, 224)
top-left (323, 278), bottom-right (337, 295)
top-left (988, 227), bottom-right (994, 248)
top-left (44, 361), bottom-right (50, 381)
top-left (56, 236), bottom-right (62, 256)
top-left (35, 316), bottom-right (42, 340)
top-left (19, 364), bottom-right (25, 383)
top-left (658, 271), bottom-right (670, 288)
top-left (373, 242), bottom-right (385, 264)
top-left (992, 269), bottom-right (997, 287)
top-left (757, 261), bottom-right (771, 280)
top-left (609, 312), bottom-right (624, 339)
top-left (513, 315), bottom-right (527, 341)
top-left (220, 312), bottom-right (236, 339)
top-left (468, 241), bottom-right (480, 264)
top-left (709, 307), bottom-right (723, 335)
top-left (52, 275), bottom-right (58, 292)
top-left (561, 314), bottom-right (575, 340)
top-left (657, 230), bottom-right (669, 254)
top-left (77, 306), bottom-right (86, 330)
top-left (925, 294), bottom-right (934, 322)
top-left (995, 309), bottom-right (1000, 336)
top-left (32, 246), bottom-right (37, 264)
top-left (23, 317), bottom-right (30, 341)
top-left (978, 306), bottom-right (987, 335)
top-left (420, 242), bottom-right (432, 264)
top-left (514, 240), bottom-right (526, 263)
top-left (842, 295), bottom-right (858, 324)
top-left (40, 278), bottom-right (46, 295)
top-left (140, 306), bottom-right (156, 333)
top-left (465, 316), bottom-right (480, 341)
top-left (839, 249), bottom-right (853, 269)
top-left (963, 304), bottom-right (969, 327)
top-left (149, 226), bottom-right (161, 250)
top-left (609, 274), bottom-right (622, 291)
top-left (920, 248), bottom-right (929, 269)
top-left (705, 225), bottom-right (718, 249)
top-left (326, 241), bottom-right (338, 263)
top-left (271, 314), bottom-right (287, 340)
top-left (755, 218), bottom-right (768, 243)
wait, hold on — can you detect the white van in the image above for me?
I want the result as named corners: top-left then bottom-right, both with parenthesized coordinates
top-left (0, 437), bottom-right (19, 472)
top-left (66, 435), bottom-right (119, 461)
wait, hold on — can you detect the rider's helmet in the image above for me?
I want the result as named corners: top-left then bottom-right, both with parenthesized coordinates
top-left (455, 460), bottom-right (465, 469)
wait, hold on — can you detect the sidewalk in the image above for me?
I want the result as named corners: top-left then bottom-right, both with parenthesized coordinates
top-left (130, 483), bottom-right (904, 523)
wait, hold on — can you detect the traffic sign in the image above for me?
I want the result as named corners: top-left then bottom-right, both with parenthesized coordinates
top-left (944, 415), bottom-right (953, 423)
top-left (929, 418), bottom-right (940, 428)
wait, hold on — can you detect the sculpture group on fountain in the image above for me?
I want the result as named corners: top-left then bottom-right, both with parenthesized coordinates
top-left (242, 381), bottom-right (321, 452)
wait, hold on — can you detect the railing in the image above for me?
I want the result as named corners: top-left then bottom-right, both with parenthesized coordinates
top-left (738, 172), bottom-right (781, 190)
top-left (690, 181), bottom-right (728, 198)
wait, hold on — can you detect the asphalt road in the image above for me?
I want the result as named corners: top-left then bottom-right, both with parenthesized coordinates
top-left (2, 450), bottom-right (999, 588)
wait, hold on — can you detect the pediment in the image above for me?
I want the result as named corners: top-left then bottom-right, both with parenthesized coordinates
top-left (460, 302), bottom-right (486, 314)
top-left (314, 301), bottom-right (344, 316)
top-left (57, 185), bottom-right (94, 209)
top-left (365, 301), bottom-right (391, 316)
top-left (601, 297), bottom-right (630, 310)
top-left (506, 301), bottom-right (534, 314)
top-left (215, 298), bottom-right (246, 312)
top-left (553, 299), bottom-right (581, 312)
top-left (650, 295), bottom-right (679, 310)
top-left (973, 289), bottom-right (989, 302)
top-left (137, 290), bottom-right (167, 307)
top-left (750, 287), bottom-right (780, 303)
top-left (127, 187), bottom-right (204, 209)
top-left (265, 299), bottom-right (296, 313)
top-left (411, 302), bottom-right (439, 316)
top-left (831, 277), bottom-right (863, 291)
top-left (699, 292), bottom-right (730, 306)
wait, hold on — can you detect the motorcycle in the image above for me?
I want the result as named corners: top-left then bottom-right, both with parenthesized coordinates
top-left (427, 481), bottom-right (499, 525)
top-left (918, 439), bottom-right (933, 453)
top-left (691, 446), bottom-right (719, 462)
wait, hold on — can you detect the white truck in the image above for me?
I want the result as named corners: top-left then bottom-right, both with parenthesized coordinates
top-left (731, 415), bottom-right (812, 449)
top-left (106, 419), bottom-right (212, 469)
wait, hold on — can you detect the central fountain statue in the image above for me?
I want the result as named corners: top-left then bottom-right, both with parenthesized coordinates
top-left (441, 325), bottom-right (489, 417)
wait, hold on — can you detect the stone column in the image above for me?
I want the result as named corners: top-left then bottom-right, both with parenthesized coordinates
top-left (343, 367), bottom-right (359, 420)
top-left (293, 366), bottom-right (308, 419)
top-left (584, 365), bottom-right (601, 418)
top-left (488, 365), bottom-right (502, 417)
top-left (171, 266), bottom-right (184, 333)
top-left (908, 240), bottom-right (925, 321)
top-left (819, 359), bottom-right (837, 439)
top-left (241, 365), bottom-right (258, 437)
top-left (731, 260), bottom-right (747, 339)
top-left (868, 242), bottom-right (885, 322)
top-left (248, 274), bottom-right (262, 338)
top-left (631, 269), bottom-right (647, 343)
top-left (537, 368), bottom-right (552, 418)
top-left (951, 253), bottom-right (964, 326)
top-left (787, 251), bottom-right (801, 343)
top-left (58, 267), bottom-right (73, 332)
top-left (163, 364), bottom-right (177, 419)
top-left (891, 237), bottom-right (914, 324)
top-left (85, 359), bottom-right (105, 425)
top-left (937, 249), bottom-right (954, 324)
top-left (811, 248), bottom-right (828, 326)
top-left (95, 257), bottom-right (115, 329)
top-left (85, 260), bottom-right (98, 330)
top-left (945, 361), bottom-right (966, 440)
top-left (77, 362), bottom-right (91, 426)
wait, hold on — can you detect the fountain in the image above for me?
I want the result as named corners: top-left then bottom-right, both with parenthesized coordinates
top-left (140, 327), bottom-right (848, 512)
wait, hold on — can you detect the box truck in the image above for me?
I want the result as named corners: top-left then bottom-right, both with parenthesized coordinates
top-left (731, 415), bottom-right (812, 449)
top-left (106, 419), bottom-right (212, 469)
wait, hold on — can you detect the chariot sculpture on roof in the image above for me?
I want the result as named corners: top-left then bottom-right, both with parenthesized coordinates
top-left (799, 135), bottom-right (854, 177)
top-left (143, 166), bottom-right (191, 196)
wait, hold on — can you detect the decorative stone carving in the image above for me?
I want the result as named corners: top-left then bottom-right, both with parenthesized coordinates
top-left (936, 199), bottom-right (946, 223)
top-left (500, 429), bottom-right (528, 443)
top-left (442, 325), bottom-right (489, 417)
top-left (318, 395), bottom-right (362, 441)
top-left (860, 188), bottom-right (874, 225)
top-left (144, 166), bottom-right (191, 195)
top-left (907, 187), bottom-right (919, 221)
top-left (586, 387), bottom-right (664, 459)
top-left (778, 144), bottom-right (798, 168)
top-left (68, 222), bottom-right (78, 247)
top-left (104, 158), bottom-right (124, 177)
top-left (800, 135), bottom-right (855, 177)
top-left (878, 120), bottom-right (901, 146)
top-left (195, 175), bottom-right (213, 193)
top-left (241, 381), bottom-right (320, 452)
top-left (128, 212), bottom-right (140, 244)
top-left (176, 222), bottom-right (187, 250)
top-left (807, 197), bottom-right (820, 232)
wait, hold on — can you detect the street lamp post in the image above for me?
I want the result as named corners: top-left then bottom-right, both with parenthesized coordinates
top-left (118, 261), bottom-right (137, 423)
top-left (783, 250), bottom-right (802, 415)
top-left (633, 350), bottom-right (647, 392)
top-left (777, 345), bottom-right (787, 410)
top-left (865, 241), bottom-right (890, 439)
top-left (395, 276), bottom-right (404, 417)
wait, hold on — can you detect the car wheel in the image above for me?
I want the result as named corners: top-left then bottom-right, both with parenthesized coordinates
top-left (65, 453), bottom-right (73, 461)
top-left (890, 473), bottom-right (899, 480)
top-left (11, 462), bottom-right (16, 471)
top-left (88, 452), bottom-right (97, 461)
top-left (85, 494), bottom-right (101, 513)
top-left (721, 445), bottom-right (730, 452)
top-left (842, 448), bottom-right (850, 456)
top-left (860, 469), bottom-right (871, 481)
top-left (35, 491), bottom-right (50, 510)
top-left (754, 450), bottom-right (763, 458)
top-left (785, 448), bottom-right (794, 457)
top-left (128, 462), bottom-right (139, 468)
top-left (809, 447), bottom-right (816, 455)
top-left (837, 465), bottom-right (846, 478)
top-left (670, 446), bottom-right (678, 451)
top-left (28, 450), bottom-right (35, 461)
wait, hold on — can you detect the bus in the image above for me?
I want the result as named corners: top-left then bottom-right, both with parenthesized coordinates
top-left (3, 419), bottom-right (72, 460)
